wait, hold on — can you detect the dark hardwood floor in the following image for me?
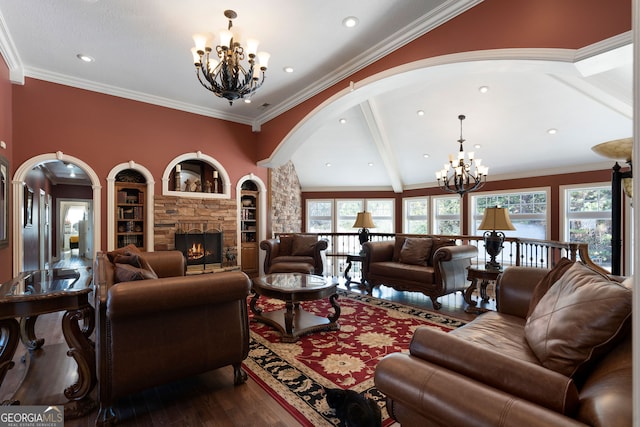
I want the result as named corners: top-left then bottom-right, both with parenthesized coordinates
top-left (0, 251), bottom-right (493, 426)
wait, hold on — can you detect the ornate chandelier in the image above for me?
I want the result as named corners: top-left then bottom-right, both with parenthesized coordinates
top-left (435, 114), bottom-right (489, 197)
top-left (191, 10), bottom-right (270, 105)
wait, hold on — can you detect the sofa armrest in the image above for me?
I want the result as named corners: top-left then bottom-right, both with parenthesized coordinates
top-left (496, 267), bottom-right (549, 318)
top-left (409, 326), bottom-right (578, 414)
top-left (142, 250), bottom-right (186, 278)
top-left (107, 271), bottom-right (251, 320)
top-left (260, 239), bottom-right (279, 272)
top-left (362, 240), bottom-right (394, 262)
top-left (433, 244), bottom-right (477, 291)
top-left (375, 353), bottom-right (586, 427)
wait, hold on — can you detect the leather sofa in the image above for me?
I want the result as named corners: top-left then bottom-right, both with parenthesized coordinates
top-left (362, 235), bottom-right (478, 309)
top-left (94, 246), bottom-right (251, 426)
top-left (260, 234), bottom-right (328, 275)
top-left (375, 262), bottom-right (632, 426)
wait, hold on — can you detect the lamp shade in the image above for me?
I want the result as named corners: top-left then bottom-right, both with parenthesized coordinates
top-left (353, 212), bottom-right (375, 229)
top-left (478, 207), bottom-right (516, 231)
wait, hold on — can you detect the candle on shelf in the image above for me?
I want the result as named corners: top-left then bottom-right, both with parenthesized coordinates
top-left (176, 164), bottom-right (181, 172)
top-left (213, 170), bottom-right (218, 179)
top-left (213, 170), bottom-right (219, 193)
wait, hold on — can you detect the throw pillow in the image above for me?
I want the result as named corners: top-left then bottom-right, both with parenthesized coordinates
top-left (524, 262), bottom-right (632, 378)
top-left (392, 237), bottom-right (407, 262)
top-left (278, 235), bottom-right (294, 256)
top-left (114, 262), bottom-right (158, 283)
top-left (399, 238), bottom-right (433, 266)
top-left (107, 244), bottom-right (158, 282)
top-left (291, 235), bottom-right (318, 256)
top-left (526, 257), bottom-right (574, 318)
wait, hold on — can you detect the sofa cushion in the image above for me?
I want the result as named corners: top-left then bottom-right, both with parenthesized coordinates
top-left (392, 237), bottom-right (407, 262)
top-left (399, 238), bottom-right (433, 266)
top-left (526, 257), bottom-right (574, 318)
top-left (369, 261), bottom-right (434, 283)
top-left (291, 235), bottom-right (318, 256)
top-left (524, 262), bottom-right (632, 378)
top-left (278, 235), bottom-right (294, 256)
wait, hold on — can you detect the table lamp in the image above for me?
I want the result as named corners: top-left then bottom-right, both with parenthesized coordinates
top-left (353, 211), bottom-right (375, 248)
top-left (478, 206), bottom-right (515, 271)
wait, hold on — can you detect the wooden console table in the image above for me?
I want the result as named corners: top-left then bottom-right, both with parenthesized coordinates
top-left (0, 267), bottom-right (96, 418)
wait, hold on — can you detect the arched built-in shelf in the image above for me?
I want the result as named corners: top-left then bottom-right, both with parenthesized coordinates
top-left (162, 151), bottom-right (231, 199)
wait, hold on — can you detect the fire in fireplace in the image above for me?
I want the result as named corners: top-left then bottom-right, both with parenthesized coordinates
top-left (175, 229), bottom-right (223, 267)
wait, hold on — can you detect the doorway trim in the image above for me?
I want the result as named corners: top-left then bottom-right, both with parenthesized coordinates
top-left (12, 151), bottom-right (101, 276)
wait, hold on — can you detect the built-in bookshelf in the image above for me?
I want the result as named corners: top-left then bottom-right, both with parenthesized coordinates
top-left (240, 181), bottom-right (259, 276)
top-left (115, 182), bottom-right (145, 250)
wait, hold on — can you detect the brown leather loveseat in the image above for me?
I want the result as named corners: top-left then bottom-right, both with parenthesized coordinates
top-left (94, 246), bottom-right (251, 426)
top-left (362, 235), bottom-right (478, 309)
top-left (375, 261), bottom-right (632, 426)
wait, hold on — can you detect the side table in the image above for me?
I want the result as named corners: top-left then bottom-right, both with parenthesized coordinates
top-left (464, 265), bottom-right (504, 314)
top-left (344, 254), bottom-right (365, 287)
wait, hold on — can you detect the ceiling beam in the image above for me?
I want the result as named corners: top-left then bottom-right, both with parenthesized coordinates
top-left (359, 99), bottom-right (404, 193)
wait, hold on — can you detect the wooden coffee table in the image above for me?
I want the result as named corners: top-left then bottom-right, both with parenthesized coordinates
top-left (250, 273), bottom-right (340, 342)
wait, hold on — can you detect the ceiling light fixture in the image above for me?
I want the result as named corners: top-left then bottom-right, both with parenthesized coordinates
top-left (479, 86), bottom-right (489, 93)
top-left (417, 110), bottom-right (425, 116)
top-left (435, 114), bottom-right (489, 197)
top-left (342, 16), bottom-right (359, 28)
top-left (547, 128), bottom-right (558, 135)
top-left (191, 10), bottom-right (270, 106)
top-left (283, 66), bottom-right (294, 73)
top-left (76, 54), bottom-right (94, 63)
top-left (339, 118), bottom-right (347, 124)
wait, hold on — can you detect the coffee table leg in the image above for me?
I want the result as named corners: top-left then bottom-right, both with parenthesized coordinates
top-left (249, 292), bottom-right (262, 315)
top-left (328, 294), bottom-right (341, 323)
top-left (284, 301), bottom-right (295, 335)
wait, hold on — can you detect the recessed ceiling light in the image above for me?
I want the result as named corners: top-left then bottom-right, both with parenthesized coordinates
top-left (423, 154), bottom-right (430, 158)
top-left (76, 54), bottom-right (94, 63)
top-left (417, 110), bottom-right (425, 116)
top-left (283, 66), bottom-right (294, 73)
top-left (547, 128), bottom-right (558, 135)
top-left (474, 144), bottom-right (481, 149)
top-left (339, 118), bottom-right (347, 124)
top-left (342, 16), bottom-right (359, 28)
top-left (479, 86), bottom-right (489, 93)
top-left (368, 162), bottom-right (374, 167)
top-left (325, 163), bottom-right (332, 167)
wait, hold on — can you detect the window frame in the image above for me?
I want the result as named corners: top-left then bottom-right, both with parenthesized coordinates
top-left (430, 194), bottom-right (462, 235)
top-left (402, 196), bottom-right (429, 234)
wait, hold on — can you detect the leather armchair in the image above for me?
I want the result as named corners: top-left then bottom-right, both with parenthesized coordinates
top-left (260, 234), bottom-right (328, 275)
top-left (94, 250), bottom-right (251, 426)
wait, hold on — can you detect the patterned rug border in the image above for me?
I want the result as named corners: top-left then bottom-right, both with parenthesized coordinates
top-left (243, 290), bottom-right (467, 426)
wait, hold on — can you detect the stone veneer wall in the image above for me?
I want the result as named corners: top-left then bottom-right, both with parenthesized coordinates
top-left (270, 161), bottom-right (302, 235)
top-left (154, 195), bottom-right (238, 262)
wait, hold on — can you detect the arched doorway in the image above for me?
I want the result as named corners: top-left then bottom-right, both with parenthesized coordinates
top-left (12, 152), bottom-right (101, 276)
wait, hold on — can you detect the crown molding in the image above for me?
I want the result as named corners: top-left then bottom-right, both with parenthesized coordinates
top-left (0, 9), bottom-right (23, 84)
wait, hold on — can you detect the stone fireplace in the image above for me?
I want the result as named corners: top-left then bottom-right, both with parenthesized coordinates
top-left (174, 227), bottom-right (223, 268)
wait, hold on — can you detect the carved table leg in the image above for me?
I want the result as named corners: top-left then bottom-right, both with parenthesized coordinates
top-left (327, 293), bottom-right (341, 323)
top-left (19, 316), bottom-right (44, 350)
top-left (284, 301), bottom-right (295, 335)
top-left (62, 305), bottom-right (96, 401)
top-left (249, 292), bottom-right (262, 315)
top-left (464, 278), bottom-right (478, 308)
top-left (0, 318), bottom-right (20, 404)
top-left (344, 258), bottom-right (353, 286)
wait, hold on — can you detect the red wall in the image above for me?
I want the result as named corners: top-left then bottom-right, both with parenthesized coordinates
top-left (0, 56), bottom-right (13, 282)
top-left (11, 78), bottom-right (268, 255)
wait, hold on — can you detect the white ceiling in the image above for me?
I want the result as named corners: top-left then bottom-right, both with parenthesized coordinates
top-left (0, 0), bottom-right (633, 191)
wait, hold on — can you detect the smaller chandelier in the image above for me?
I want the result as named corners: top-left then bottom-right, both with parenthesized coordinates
top-left (191, 10), bottom-right (270, 105)
top-left (435, 114), bottom-right (489, 197)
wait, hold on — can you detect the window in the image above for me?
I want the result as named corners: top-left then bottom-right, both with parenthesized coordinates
top-left (431, 196), bottom-right (461, 235)
top-left (403, 197), bottom-right (429, 234)
top-left (470, 189), bottom-right (549, 239)
top-left (336, 200), bottom-right (363, 232)
top-left (561, 184), bottom-right (612, 271)
top-left (306, 199), bottom-right (333, 232)
top-left (366, 199), bottom-right (394, 233)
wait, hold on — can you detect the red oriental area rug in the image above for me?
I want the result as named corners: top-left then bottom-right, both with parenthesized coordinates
top-left (243, 290), bottom-right (466, 426)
